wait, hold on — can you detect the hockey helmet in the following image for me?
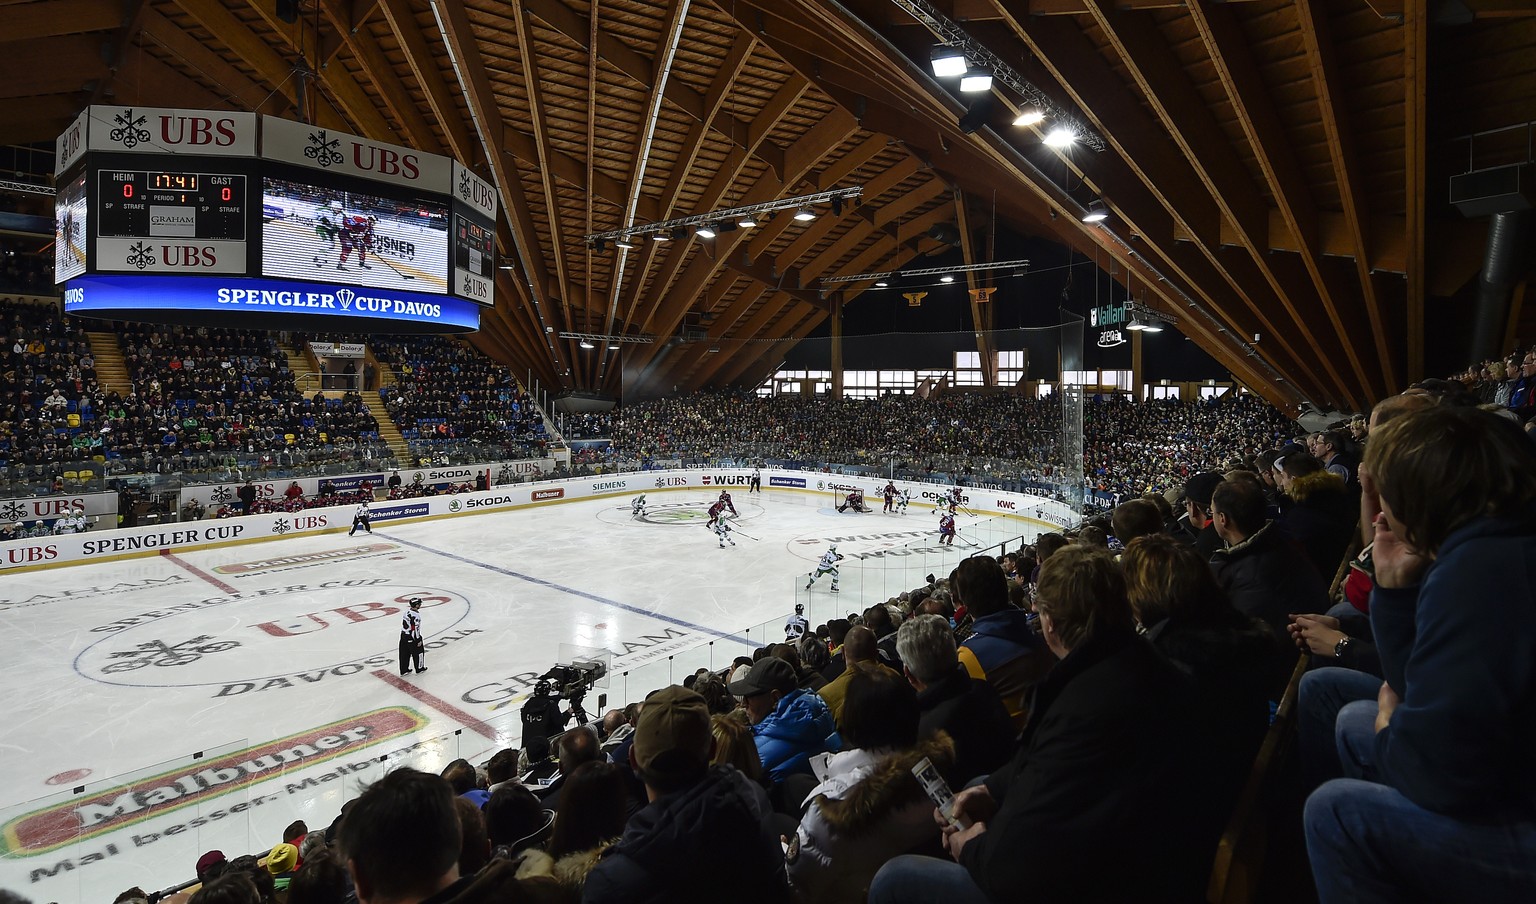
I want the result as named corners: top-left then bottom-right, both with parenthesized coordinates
top-left (408, 597), bottom-right (422, 609)
top-left (794, 603), bottom-right (804, 614)
top-left (828, 544), bottom-right (837, 552)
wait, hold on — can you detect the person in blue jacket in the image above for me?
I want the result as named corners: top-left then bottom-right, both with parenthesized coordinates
top-left (1305, 404), bottom-right (1536, 903)
top-left (728, 656), bottom-right (838, 783)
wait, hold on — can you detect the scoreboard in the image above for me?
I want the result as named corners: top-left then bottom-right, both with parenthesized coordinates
top-left (96, 168), bottom-right (248, 274)
top-left (55, 106), bottom-right (497, 332)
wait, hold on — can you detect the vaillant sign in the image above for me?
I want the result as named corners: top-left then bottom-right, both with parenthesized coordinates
top-left (63, 274), bottom-right (480, 332)
top-left (1090, 301), bottom-right (1128, 348)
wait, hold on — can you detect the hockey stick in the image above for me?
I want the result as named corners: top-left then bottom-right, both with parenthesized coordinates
top-left (731, 527), bottom-right (760, 541)
top-left (368, 251), bottom-right (416, 281)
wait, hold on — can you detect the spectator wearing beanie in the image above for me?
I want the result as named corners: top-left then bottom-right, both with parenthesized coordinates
top-left (266, 843), bottom-right (299, 902)
top-left (583, 685), bottom-right (791, 904)
top-left (896, 614), bottom-right (1014, 788)
top-left (728, 656), bottom-right (838, 783)
top-left (954, 557), bottom-right (1053, 728)
top-left (788, 667), bottom-right (955, 904)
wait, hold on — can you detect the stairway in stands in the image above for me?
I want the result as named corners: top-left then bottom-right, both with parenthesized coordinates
top-left (85, 332), bottom-right (130, 395)
top-left (278, 340), bottom-right (316, 392)
top-left (362, 374), bottom-right (409, 462)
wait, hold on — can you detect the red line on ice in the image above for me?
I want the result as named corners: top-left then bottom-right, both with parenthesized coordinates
top-left (371, 670), bottom-right (498, 739)
top-left (159, 549), bottom-right (240, 595)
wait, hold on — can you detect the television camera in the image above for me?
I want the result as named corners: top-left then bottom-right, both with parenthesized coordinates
top-left (520, 659), bottom-right (607, 748)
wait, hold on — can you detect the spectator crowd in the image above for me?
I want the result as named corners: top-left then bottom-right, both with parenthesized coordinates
top-left (97, 379), bottom-right (1532, 904)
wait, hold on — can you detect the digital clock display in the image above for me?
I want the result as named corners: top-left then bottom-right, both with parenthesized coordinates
top-left (150, 173), bottom-right (198, 191)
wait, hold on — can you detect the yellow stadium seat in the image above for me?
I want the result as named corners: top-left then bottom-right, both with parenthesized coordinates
top-left (66, 413), bottom-right (81, 428)
top-left (284, 433), bottom-right (296, 443)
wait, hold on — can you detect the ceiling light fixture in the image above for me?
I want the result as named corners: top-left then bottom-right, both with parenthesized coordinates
top-left (614, 239), bottom-right (637, 250)
top-left (930, 45), bottom-right (967, 78)
top-left (578, 339), bottom-right (596, 349)
top-left (608, 342), bottom-right (620, 350)
top-left (738, 214), bottom-right (757, 228)
top-left (794, 207), bottom-right (816, 221)
top-left (585, 186), bottom-right (861, 247)
top-left (875, 279), bottom-right (889, 287)
top-left (1013, 109), bottom-right (1045, 127)
top-left (959, 69), bottom-right (993, 93)
top-left (1043, 127), bottom-right (1077, 148)
top-left (940, 275), bottom-right (955, 283)
top-left (652, 232), bottom-right (670, 242)
top-left (696, 225), bottom-right (716, 238)
top-left (1082, 200), bottom-right (1109, 223)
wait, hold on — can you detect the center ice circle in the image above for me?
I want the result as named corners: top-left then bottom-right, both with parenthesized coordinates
top-left (73, 583), bottom-right (471, 688)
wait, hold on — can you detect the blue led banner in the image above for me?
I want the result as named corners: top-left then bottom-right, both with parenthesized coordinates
top-left (63, 273), bottom-right (479, 333)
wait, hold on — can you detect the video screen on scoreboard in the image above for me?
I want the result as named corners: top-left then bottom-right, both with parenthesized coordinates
top-left (54, 172), bottom-right (88, 283)
top-left (261, 176), bottom-right (449, 294)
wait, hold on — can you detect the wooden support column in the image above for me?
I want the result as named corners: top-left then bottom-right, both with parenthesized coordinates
top-left (1131, 329), bottom-right (1145, 401)
top-left (830, 295), bottom-right (844, 399)
top-left (1404, 0), bottom-right (1427, 384)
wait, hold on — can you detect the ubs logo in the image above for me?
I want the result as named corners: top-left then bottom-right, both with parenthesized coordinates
top-left (654, 477), bottom-right (686, 488)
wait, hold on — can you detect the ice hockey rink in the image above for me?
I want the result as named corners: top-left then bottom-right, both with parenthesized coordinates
top-left (0, 484), bottom-right (1048, 902)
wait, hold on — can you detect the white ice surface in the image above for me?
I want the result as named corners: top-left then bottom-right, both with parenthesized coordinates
top-left (0, 489), bottom-right (1038, 902)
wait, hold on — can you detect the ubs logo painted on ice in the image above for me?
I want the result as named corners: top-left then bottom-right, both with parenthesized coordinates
top-left (74, 583), bottom-right (471, 689)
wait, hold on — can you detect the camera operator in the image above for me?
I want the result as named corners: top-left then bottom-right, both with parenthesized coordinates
top-left (521, 679), bottom-right (573, 753)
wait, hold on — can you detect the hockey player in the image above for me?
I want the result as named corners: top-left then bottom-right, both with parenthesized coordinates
top-left (399, 597), bottom-right (425, 674)
top-left (631, 494), bottom-right (647, 519)
top-left (938, 511), bottom-right (957, 546)
top-left (706, 499), bottom-right (727, 528)
top-left (945, 487), bottom-right (963, 514)
top-left (837, 489), bottom-right (867, 513)
top-left (897, 488), bottom-right (911, 515)
top-left (712, 518), bottom-right (736, 548)
top-left (749, 467), bottom-right (762, 493)
top-left (311, 214), bottom-right (339, 267)
top-left (883, 482), bottom-right (899, 513)
top-left (349, 500), bottom-right (372, 536)
top-left (784, 603), bottom-right (809, 641)
top-left (806, 545), bottom-right (844, 592)
top-left (718, 489), bottom-right (738, 517)
top-left (336, 214), bottom-right (376, 272)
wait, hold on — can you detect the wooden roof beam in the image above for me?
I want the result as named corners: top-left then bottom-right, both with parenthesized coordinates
top-left (238, 0), bottom-right (397, 140)
top-left (1081, 0), bottom-right (1357, 409)
top-left (691, 302), bottom-right (816, 388)
top-left (513, 1), bottom-right (580, 375)
top-left (955, 189), bottom-right (996, 386)
top-left (377, 0), bottom-right (474, 163)
top-left (174, 0), bottom-right (349, 129)
top-left (719, 308), bottom-right (827, 387)
top-left (140, 8), bottom-right (291, 116)
top-left (7, 0), bottom-right (123, 41)
top-left (608, 29), bottom-right (757, 356)
top-left (316, 0), bottom-right (440, 152)
top-left (1296, 0), bottom-right (1398, 395)
top-left (435, 0), bottom-right (572, 389)
top-left (1187, 0), bottom-right (1378, 404)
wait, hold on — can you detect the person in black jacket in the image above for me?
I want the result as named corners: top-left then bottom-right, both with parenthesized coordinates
top-left (1275, 452), bottom-right (1357, 580)
top-left (583, 686), bottom-right (789, 904)
top-left (896, 613), bottom-right (1015, 788)
top-left (1209, 476), bottom-right (1329, 644)
top-left (868, 546), bottom-right (1207, 904)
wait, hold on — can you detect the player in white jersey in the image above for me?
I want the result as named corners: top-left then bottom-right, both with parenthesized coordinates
top-left (784, 603), bottom-right (809, 641)
top-left (399, 597), bottom-right (425, 674)
top-left (631, 494), bottom-right (647, 518)
top-left (349, 500), bottom-right (372, 536)
top-left (712, 518), bottom-right (736, 548)
top-left (805, 545), bottom-right (844, 592)
top-left (897, 489), bottom-right (912, 514)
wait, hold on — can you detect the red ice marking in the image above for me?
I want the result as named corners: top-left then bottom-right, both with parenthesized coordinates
top-left (593, 623), bottom-right (607, 630)
top-left (160, 549), bottom-right (240, 595)
top-left (370, 670), bottom-right (497, 739)
top-left (45, 768), bottom-right (91, 785)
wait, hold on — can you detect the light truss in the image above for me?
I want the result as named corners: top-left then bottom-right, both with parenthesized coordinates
top-left (819, 258), bottom-right (1032, 285)
top-left (557, 332), bottom-right (656, 345)
top-left (0, 179), bottom-right (54, 196)
top-left (889, 0), bottom-right (1108, 153)
top-left (584, 187), bottom-right (864, 244)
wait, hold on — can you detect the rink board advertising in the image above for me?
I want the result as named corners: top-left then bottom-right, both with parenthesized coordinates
top-left (54, 105), bottom-right (494, 324)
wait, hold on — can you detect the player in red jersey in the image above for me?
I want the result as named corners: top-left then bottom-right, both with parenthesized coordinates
top-left (718, 490), bottom-right (738, 517)
top-left (883, 482), bottom-right (899, 513)
top-left (336, 214), bottom-right (376, 271)
top-left (938, 512), bottom-right (957, 546)
top-left (706, 499), bottom-right (727, 528)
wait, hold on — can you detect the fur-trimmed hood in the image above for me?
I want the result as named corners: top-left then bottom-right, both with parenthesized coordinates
top-left (1287, 469), bottom-right (1346, 503)
top-left (511, 842), bottom-right (615, 902)
top-left (812, 731), bottom-right (956, 835)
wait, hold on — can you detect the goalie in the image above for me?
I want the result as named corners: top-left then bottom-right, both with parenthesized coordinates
top-left (837, 489), bottom-right (870, 513)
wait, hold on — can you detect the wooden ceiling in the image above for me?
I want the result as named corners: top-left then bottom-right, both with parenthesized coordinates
top-left (3, 0), bottom-right (1533, 412)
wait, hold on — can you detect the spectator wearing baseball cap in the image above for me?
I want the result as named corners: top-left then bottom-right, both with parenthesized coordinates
top-left (728, 656), bottom-right (839, 784)
top-left (1179, 471), bottom-right (1225, 559)
top-left (583, 685), bottom-right (790, 904)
